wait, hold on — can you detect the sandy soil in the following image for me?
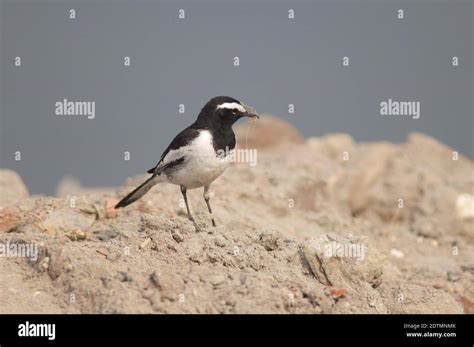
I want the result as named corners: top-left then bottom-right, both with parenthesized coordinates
top-left (0, 116), bottom-right (473, 314)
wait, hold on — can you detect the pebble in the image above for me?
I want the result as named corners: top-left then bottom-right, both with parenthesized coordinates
top-left (259, 232), bottom-right (279, 251)
top-left (447, 271), bottom-right (461, 282)
top-left (48, 249), bottom-right (66, 280)
top-left (390, 249), bottom-right (404, 258)
top-left (172, 231), bottom-right (184, 243)
top-left (118, 271), bottom-right (132, 282)
top-left (105, 198), bottom-right (119, 218)
top-left (41, 257), bottom-right (50, 271)
top-left (140, 238), bottom-right (152, 250)
top-left (96, 229), bottom-right (119, 242)
top-left (66, 229), bottom-right (87, 241)
top-left (214, 236), bottom-right (226, 247)
top-left (0, 208), bottom-right (21, 233)
top-left (210, 274), bottom-right (226, 286)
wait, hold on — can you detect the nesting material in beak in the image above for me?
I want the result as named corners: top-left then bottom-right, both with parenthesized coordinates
top-left (243, 104), bottom-right (259, 119)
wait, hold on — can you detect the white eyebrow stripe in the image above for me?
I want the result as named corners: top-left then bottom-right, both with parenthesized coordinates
top-left (216, 102), bottom-right (245, 113)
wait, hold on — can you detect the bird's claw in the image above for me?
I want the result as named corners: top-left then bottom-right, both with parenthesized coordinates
top-left (188, 217), bottom-right (202, 233)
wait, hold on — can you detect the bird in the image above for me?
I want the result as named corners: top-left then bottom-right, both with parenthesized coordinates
top-left (115, 96), bottom-right (259, 230)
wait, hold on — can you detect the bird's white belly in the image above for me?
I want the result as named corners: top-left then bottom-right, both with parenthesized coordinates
top-left (165, 130), bottom-right (232, 189)
top-left (176, 154), bottom-right (230, 188)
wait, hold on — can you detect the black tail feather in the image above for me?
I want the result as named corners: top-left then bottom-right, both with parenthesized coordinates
top-left (115, 176), bottom-right (158, 209)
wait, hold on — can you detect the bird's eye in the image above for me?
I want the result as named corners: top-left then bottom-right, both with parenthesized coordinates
top-left (232, 108), bottom-right (238, 113)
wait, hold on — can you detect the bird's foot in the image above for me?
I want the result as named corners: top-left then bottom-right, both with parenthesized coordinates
top-left (189, 217), bottom-right (203, 233)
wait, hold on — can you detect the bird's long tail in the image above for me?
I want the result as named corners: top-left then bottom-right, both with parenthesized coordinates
top-left (115, 175), bottom-right (160, 209)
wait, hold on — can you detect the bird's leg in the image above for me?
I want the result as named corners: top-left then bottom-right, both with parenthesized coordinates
top-left (180, 185), bottom-right (193, 220)
top-left (181, 185), bottom-right (201, 231)
top-left (203, 185), bottom-right (216, 227)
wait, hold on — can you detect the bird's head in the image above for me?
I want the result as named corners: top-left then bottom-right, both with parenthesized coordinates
top-left (197, 96), bottom-right (259, 127)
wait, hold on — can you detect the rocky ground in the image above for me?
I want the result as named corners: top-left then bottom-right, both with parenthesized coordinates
top-left (0, 116), bottom-right (473, 313)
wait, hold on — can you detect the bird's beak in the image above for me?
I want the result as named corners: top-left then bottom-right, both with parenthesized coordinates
top-left (243, 104), bottom-right (259, 119)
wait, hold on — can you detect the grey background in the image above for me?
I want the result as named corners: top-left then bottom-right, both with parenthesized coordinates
top-left (1, 0), bottom-right (472, 195)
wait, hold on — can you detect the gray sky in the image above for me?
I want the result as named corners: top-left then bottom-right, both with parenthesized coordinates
top-left (1, 0), bottom-right (472, 195)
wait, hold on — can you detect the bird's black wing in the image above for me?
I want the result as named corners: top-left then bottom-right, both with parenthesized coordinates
top-left (147, 127), bottom-right (200, 174)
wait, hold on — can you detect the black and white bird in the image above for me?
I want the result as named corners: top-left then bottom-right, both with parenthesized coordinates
top-left (115, 96), bottom-right (259, 229)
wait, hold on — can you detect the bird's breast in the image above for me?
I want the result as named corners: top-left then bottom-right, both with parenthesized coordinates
top-left (167, 129), bottom-right (232, 189)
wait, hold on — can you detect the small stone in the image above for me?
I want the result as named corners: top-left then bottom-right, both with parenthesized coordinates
top-left (118, 271), bottom-right (132, 282)
top-left (456, 194), bottom-right (474, 219)
top-left (140, 238), bottom-right (152, 250)
top-left (105, 198), bottom-right (119, 218)
top-left (209, 274), bottom-right (226, 286)
top-left (41, 257), bottom-right (50, 271)
top-left (96, 229), bottom-right (119, 242)
top-left (225, 299), bottom-right (236, 307)
top-left (390, 249), bottom-right (404, 258)
top-left (447, 271), bottom-right (461, 282)
top-left (214, 236), bottom-right (226, 247)
top-left (325, 287), bottom-right (347, 299)
top-left (48, 249), bottom-right (66, 280)
top-left (259, 232), bottom-right (279, 251)
top-left (172, 231), bottom-right (184, 243)
top-left (0, 208), bottom-right (22, 233)
top-left (66, 229), bottom-right (87, 241)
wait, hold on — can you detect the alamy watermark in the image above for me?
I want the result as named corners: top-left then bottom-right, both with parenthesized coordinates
top-left (323, 241), bottom-right (365, 261)
top-left (18, 321), bottom-right (55, 341)
top-left (217, 146), bottom-right (257, 167)
top-left (0, 241), bottom-right (38, 262)
top-left (55, 98), bottom-right (95, 119)
top-left (380, 99), bottom-right (420, 119)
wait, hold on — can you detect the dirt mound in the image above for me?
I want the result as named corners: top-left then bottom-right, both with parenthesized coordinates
top-left (0, 169), bottom-right (29, 206)
top-left (0, 118), bottom-right (472, 313)
top-left (234, 115), bottom-right (304, 149)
